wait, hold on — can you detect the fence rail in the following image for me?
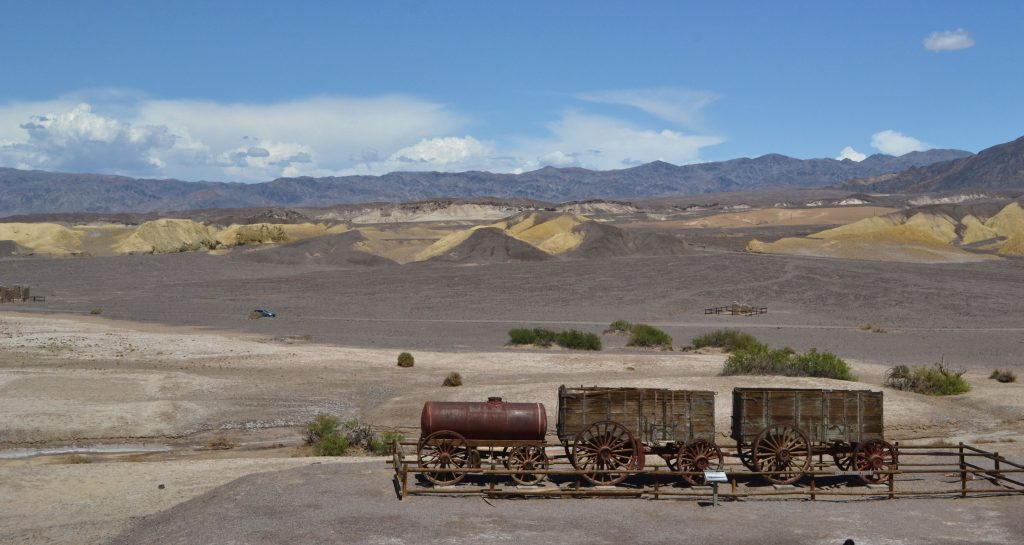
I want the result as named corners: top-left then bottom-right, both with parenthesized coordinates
top-left (704, 305), bottom-right (767, 316)
top-left (391, 441), bottom-right (1024, 501)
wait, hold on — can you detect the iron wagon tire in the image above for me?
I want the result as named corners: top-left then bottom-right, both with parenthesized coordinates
top-left (571, 420), bottom-right (638, 485)
top-left (751, 426), bottom-right (812, 485)
top-left (417, 430), bottom-right (471, 486)
top-left (677, 439), bottom-right (725, 486)
top-left (852, 439), bottom-right (898, 484)
top-left (505, 444), bottom-right (550, 486)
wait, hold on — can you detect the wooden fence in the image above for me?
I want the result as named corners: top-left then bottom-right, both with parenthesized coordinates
top-left (391, 441), bottom-right (1024, 501)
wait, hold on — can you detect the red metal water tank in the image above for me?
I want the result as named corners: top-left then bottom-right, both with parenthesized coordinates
top-left (420, 397), bottom-right (547, 441)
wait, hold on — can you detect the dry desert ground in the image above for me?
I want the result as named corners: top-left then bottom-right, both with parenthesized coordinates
top-left (1, 202), bottom-right (1023, 544)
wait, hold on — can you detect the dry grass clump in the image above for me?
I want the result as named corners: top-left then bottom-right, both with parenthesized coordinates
top-left (397, 352), bottom-right (415, 367)
top-left (89, 308), bottom-right (103, 315)
top-left (989, 369), bottom-right (1017, 383)
top-left (604, 320), bottom-right (633, 335)
top-left (692, 329), bottom-right (760, 352)
top-left (442, 372), bottom-right (463, 387)
top-left (859, 323), bottom-right (887, 333)
top-left (885, 362), bottom-right (970, 395)
top-left (206, 435), bottom-right (238, 450)
top-left (62, 454), bottom-right (90, 464)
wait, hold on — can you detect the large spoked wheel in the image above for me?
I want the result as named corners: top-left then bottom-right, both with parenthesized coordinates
top-left (417, 430), bottom-right (471, 486)
top-left (852, 439), bottom-right (898, 484)
top-left (571, 420), bottom-right (638, 485)
top-left (505, 444), bottom-right (550, 486)
top-left (752, 426), bottom-right (812, 485)
top-left (677, 439), bottom-right (725, 486)
top-left (831, 444), bottom-right (853, 471)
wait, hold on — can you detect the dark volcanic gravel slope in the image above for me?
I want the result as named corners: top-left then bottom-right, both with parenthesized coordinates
top-left (1, 250), bottom-right (1022, 367)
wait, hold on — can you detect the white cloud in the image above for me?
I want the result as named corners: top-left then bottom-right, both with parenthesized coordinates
top-left (520, 111), bottom-right (724, 171)
top-left (870, 130), bottom-right (930, 156)
top-left (577, 88), bottom-right (717, 128)
top-left (923, 28), bottom-right (974, 52)
top-left (0, 89), bottom-right (725, 180)
top-left (836, 146), bottom-right (866, 162)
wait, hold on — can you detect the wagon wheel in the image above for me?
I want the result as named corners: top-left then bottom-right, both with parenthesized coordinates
top-left (831, 444), bottom-right (853, 472)
top-left (852, 439), bottom-right (898, 484)
top-left (505, 444), bottom-right (549, 486)
top-left (677, 439), bottom-right (724, 486)
top-left (751, 426), bottom-right (812, 485)
top-left (417, 430), bottom-right (471, 486)
top-left (571, 420), bottom-right (638, 485)
top-left (736, 442), bottom-right (758, 471)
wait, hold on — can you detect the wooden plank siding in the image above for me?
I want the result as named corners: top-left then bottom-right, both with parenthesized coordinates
top-left (731, 388), bottom-right (884, 446)
top-left (556, 386), bottom-right (715, 445)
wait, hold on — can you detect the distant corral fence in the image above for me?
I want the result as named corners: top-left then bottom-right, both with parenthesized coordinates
top-left (0, 285), bottom-right (31, 303)
top-left (705, 303), bottom-right (767, 316)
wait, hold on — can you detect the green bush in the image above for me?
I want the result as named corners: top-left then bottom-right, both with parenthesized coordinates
top-left (89, 308), bottom-right (103, 315)
top-left (508, 328), bottom-right (537, 345)
top-left (554, 329), bottom-right (602, 350)
top-left (369, 431), bottom-right (405, 456)
top-left (990, 369), bottom-right (1017, 383)
top-left (397, 352), bottom-right (415, 367)
top-left (885, 363), bottom-right (970, 395)
top-left (531, 328), bottom-right (557, 347)
top-left (627, 323), bottom-right (673, 348)
top-left (722, 345), bottom-right (853, 380)
top-left (692, 329), bottom-right (761, 352)
top-left (315, 433), bottom-right (349, 456)
top-left (607, 320), bottom-right (633, 333)
top-left (305, 413), bottom-right (340, 445)
top-left (443, 372), bottom-right (463, 387)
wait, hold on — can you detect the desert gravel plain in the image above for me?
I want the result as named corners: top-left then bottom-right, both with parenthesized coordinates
top-left (1, 201), bottom-right (1023, 544)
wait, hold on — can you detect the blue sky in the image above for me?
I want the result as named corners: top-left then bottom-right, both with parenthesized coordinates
top-left (0, 1), bottom-right (1021, 182)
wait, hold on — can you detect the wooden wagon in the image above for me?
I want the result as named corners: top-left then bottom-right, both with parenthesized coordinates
top-left (731, 387), bottom-right (898, 484)
top-left (557, 385), bottom-right (722, 485)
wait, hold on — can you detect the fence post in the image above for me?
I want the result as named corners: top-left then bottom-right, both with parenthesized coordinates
top-left (994, 452), bottom-right (1001, 480)
top-left (959, 442), bottom-right (967, 498)
top-left (810, 476), bottom-right (816, 501)
top-left (887, 471), bottom-right (894, 499)
top-left (653, 465), bottom-right (660, 500)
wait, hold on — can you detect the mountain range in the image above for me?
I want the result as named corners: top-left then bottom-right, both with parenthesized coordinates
top-left (841, 136), bottom-right (1024, 193)
top-left (0, 147), bottom-right (978, 216)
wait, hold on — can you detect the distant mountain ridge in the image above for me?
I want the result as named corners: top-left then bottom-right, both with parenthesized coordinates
top-left (841, 136), bottom-right (1024, 193)
top-left (0, 148), bottom-right (972, 216)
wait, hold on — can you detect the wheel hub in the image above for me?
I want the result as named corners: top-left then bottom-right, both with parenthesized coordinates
top-left (778, 449), bottom-right (791, 463)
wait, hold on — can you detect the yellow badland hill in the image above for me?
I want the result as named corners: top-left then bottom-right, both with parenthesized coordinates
top-left (0, 223), bottom-right (83, 255)
top-left (115, 219), bottom-right (216, 254)
top-left (961, 215), bottom-right (1000, 245)
top-left (214, 223), bottom-right (290, 247)
top-left (504, 213), bottom-right (586, 253)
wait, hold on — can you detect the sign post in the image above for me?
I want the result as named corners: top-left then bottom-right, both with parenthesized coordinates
top-left (703, 470), bottom-right (728, 506)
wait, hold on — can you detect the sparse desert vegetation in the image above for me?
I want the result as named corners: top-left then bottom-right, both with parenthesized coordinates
top-left (722, 345), bottom-right (854, 380)
top-left (442, 371), bottom-right (463, 387)
top-left (605, 320), bottom-right (633, 334)
top-left (206, 435), bottom-right (238, 450)
top-left (989, 369), bottom-right (1017, 383)
top-left (507, 328), bottom-right (601, 350)
top-left (885, 363), bottom-right (971, 395)
top-left (397, 352), bottom-right (415, 367)
top-left (859, 323), bottom-right (887, 333)
top-left (626, 323), bottom-right (673, 348)
top-left (305, 414), bottom-right (349, 456)
top-left (692, 329), bottom-right (761, 352)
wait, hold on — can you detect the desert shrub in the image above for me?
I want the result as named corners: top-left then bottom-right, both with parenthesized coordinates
top-left (607, 320), bottom-right (633, 333)
top-left (627, 323), bottom-right (673, 348)
top-left (315, 433), bottom-right (349, 456)
top-left (885, 363), bottom-right (970, 395)
top-left (692, 329), bottom-right (761, 352)
top-left (443, 372), bottom-right (463, 387)
top-left (397, 352), bottom-right (415, 367)
top-left (859, 323), bottom-right (887, 333)
top-left (89, 308), bottom-right (102, 315)
top-left (369, 431), bottom-right (405, 456)
top-left (531, 328), bottom-right (557, 347)
top-left (508, 328), bottom-right (537, 345)
top-left (554, 329), bottom-right (602, 350)
top-left (791, 349), bottom-right (854, 380)
top-left (722, 345), bottom-right (853, 380)
top-left (989, 369), bottom-right (1017, 383)
top-left (305, 413), bottom-right (340, 445)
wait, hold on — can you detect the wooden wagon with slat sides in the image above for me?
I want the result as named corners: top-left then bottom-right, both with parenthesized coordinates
top-left (556, 385), bottom-right (723, 485)
top-left (731, 387), bottom-right (898, 484)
